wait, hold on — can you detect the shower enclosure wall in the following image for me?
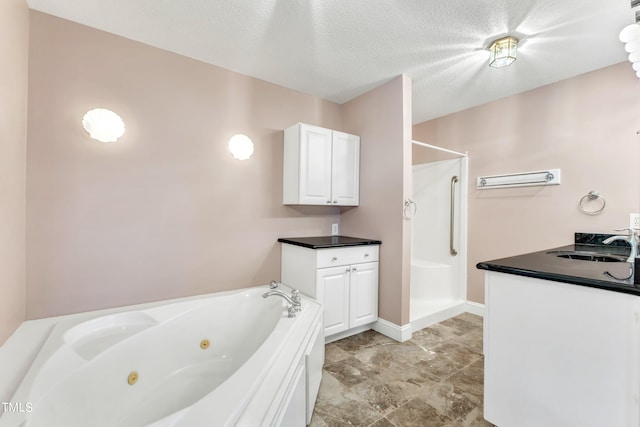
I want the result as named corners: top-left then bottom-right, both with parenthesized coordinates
top-left (410, 145), bottom-right (468, 331)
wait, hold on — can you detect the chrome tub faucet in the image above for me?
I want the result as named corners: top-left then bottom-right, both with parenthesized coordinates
top-left (262, 285), bottom-right (302, 318)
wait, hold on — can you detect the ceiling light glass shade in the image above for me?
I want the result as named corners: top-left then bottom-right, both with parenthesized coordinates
top-left (489, 36), bottom-right (518, 68)
top-left (620, 24), bottom-right (640, 79)
top-left (82, 108), bottom-right (125, 143)
top-left (619, 23), bottom-right (640, 43)
top-left (228, 134), bottom-right (254, 160)
top-left (625, 40), bottom-right (640, 53)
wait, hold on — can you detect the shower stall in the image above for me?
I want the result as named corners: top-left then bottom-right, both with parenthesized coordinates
top-left (409, 141), bottom-right (468, 331)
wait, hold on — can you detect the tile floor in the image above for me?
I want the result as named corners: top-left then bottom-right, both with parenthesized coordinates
top-left (310, 313), bottom-right (493, 427)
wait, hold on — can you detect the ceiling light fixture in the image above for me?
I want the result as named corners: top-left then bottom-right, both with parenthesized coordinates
top-left (620, 23), bottom-right (640, 78)
top-left (488, 36), bottom-right (519, 68)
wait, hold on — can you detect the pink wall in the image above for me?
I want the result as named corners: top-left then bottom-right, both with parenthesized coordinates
top-left (342, 75), bottom-right (413, 326)
top-left (23, 10), bottom-right (637, 326)
top-left (26, 12), bottom-right (344, 318)
top-left (0, 0), bottom-right (29, 344)
top-left (414, 62), bottom-right (640, 304)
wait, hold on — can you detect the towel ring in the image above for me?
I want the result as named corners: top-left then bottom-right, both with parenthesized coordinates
top-left (403, 199), bottom-right (417, 219)
top-left (579, 191), bottom-right (606, 215)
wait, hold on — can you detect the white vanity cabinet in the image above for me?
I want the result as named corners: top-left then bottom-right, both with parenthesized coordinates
top-left (484, 271), bottom-right (640, 427)
top-left (281, 243), bottom-right (379, 341)
top-left (283, 123), bottom-right (360, 206)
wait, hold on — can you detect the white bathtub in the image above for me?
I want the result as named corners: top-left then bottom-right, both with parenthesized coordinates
top-left (0, 285), bottom-right (324, 427)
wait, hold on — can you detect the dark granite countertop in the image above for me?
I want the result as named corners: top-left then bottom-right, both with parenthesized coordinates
top-left (278, 235), bottom-right (382, 249)
top-left (477, 234), bottom-right (638, 296)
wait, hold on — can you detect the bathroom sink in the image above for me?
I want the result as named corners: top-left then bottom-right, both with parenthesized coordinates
top-left (546, 250), bottom-right (627, 263)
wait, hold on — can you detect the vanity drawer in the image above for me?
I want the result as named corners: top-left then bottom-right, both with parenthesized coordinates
top-left (316, 245), bottom-right (379, 268)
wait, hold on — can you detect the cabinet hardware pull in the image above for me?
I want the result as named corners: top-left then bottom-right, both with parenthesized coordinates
top-left (333, 200), bottom-right (338, 204)
top-left (352, 267), bottom-right (357, 271)
top-left (364, 253), bottom-right (369, 257)
top-left (332, 257), bottom-right (338, 262)
top-left (326, 200), bottom-right (332, 204)
top-left (345, 267), bottom-right (351, 272)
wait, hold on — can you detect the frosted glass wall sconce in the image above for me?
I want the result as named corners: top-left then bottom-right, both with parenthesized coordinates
top-left (228, 134), bottom-right (254, 160)
top-left (82, 108), bottom-right (125, 143)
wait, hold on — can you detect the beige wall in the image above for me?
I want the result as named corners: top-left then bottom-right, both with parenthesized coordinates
top-left (342, 75), bottom-right (413, 326)
top-left (0, 0), bottom-right (29, 344)
top-left (23, 10), bottom-right (636, 326)
top-left (26, 12), bottom-right (344, 318)
top-left (414, 62), bottom-right (640, 304)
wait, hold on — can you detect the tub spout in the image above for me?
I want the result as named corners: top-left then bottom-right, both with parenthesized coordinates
top-left (262, 289), bottom-right (302, 318)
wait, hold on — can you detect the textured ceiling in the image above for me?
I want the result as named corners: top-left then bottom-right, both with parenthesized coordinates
top-left (27, 0), bottom-right (635, 123)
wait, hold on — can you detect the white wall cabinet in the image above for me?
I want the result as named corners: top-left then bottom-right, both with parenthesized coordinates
top-left (283, 123), bottom-right (360, 206)
top-left (281, 244), bottom-right (379, 341)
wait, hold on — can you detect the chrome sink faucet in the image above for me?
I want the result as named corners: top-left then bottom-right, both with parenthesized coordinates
top-left (603, 228), bottom-right (639, 263)
top-left (262, 285), bottom-right (302, 318)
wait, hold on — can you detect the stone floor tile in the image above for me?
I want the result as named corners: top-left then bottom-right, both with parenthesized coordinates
top-left (455, 330), bottom-right (484, 355)
top-left (462, 407), bottom-right (495, 427)
top-left (419, 381), bottom-right (483, 424)
top-left (314, 373), bottom-right (382, 427)
top-left (333, 330), bottom-right (395, 353)
top-left (314, 316), bottom-right (492, 426)
top-left (314, 399), bottom-right (383, 427)
top-left (431, 340), bottom-right (483, 366)
top-left (324, 356), bottom-right (380, 387)
top-left (309, 412), bottom-right (329, 427)
top-left (410, 352), bottom-right (466, 383)
top-left (439, 316), bottom-right (479, 335)
top-left (324, 342), bottom-right (351, 364)
top-left (410, 326), bottom-right (449, 348)
top-left (385, 397), bottom-right (458, 427)
top-left (350, 377), bottom-right (423, 416)
top-left (367, 416), bottom-right (396, 427)
top-left (455, 312), bottom-right (484, 328)
top-left (448, 359), bottom-right (485, 401)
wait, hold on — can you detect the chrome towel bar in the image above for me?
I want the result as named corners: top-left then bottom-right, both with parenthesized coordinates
top-left (477, 169), bottom-right (561, 189)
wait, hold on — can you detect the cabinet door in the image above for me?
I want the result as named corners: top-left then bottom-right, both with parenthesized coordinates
top-left (349, 262), bottom-right (378, 328)
top-left (316, 266), bottom-right (350, 336)
top-left (299, 124), bottom-right (333, 205)
top-left (331, 131), bottom-right (360, 206)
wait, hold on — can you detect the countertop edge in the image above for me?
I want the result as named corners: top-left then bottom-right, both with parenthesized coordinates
top-left (277, 236), bottom-right (382, 249)
top-left (477, 260), bottom-right (639, 296)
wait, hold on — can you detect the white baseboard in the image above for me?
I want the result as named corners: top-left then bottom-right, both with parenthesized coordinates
top-left (410, 301), bottom-right (468, 333)
top-left (333, 302), bottom-right (486, 344)
top-left (324, 324), bottom-right (373, 344)
top-left (465, 301), bottom-right (485, 317)
top-left (372, 318), bottom-right (412, 342)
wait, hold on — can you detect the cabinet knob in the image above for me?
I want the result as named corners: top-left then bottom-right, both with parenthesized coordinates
top-left (345, 267), bottom-right (351, 272)
top-left (326, 200), bottom-right (332, 204)
top-left (332, 200), bottom-right (338, 204)
top-left (352, 267), bottom-right (357, 271)
top-left (364, 253), bottom-right (369, 258)
top-left (332, 257), bottom-right (338, 262)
